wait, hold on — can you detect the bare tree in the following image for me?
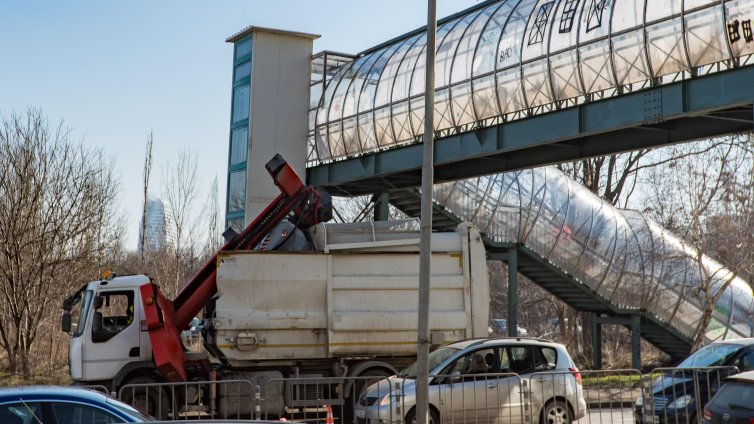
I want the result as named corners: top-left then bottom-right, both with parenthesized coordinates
top-left (642, 135), bottom-right (754, 350)
top-left (140, 131), bottom-right (153, 266)
top-left (0, 109), bottom-right (122, 378)
top-left (202, 175), bottom-right (222, 255)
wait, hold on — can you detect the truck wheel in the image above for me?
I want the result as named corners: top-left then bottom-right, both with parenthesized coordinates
top-left (406, 406), bottom-right (440, 424)
top-left (541, 399), bottom-right (572, 424)
top-left (120, 376), bottom-right (170, 420)
top-left (342, 369), bottom-right (391, 422)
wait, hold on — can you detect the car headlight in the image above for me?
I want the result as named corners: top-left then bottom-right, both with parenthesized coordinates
top-left (378, 391), bottom-right (403, 406)
top-left (668, 394), bottom-right (693, 409)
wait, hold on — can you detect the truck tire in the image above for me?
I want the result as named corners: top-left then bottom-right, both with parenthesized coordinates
top-left (120, 376), bottom-right (170, 420)
top-left (342, 368), bottom-right (391, 422)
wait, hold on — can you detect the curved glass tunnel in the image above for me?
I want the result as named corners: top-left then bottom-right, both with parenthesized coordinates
top-left (433, 167), bottom-right (754, 343)
top-left (312, 0), bottom-right (754, 163)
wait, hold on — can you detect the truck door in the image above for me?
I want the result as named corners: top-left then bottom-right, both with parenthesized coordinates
top-left (82, 289), bottom-right (141, 380)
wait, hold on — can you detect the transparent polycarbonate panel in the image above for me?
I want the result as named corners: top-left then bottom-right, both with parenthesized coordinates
top-left (341, 55), bottom-right (376, 119)
top-left (498, 67), bottom-right (528, 113)
top-left (729, 280), bottom-right (754, 337)
top-left (314, 125), bottom-right (329, 161)
top-left (646, 0), bottom-right (681, 23)
top-left (611, 0), bottom-right (645, 32)
top-left (686, 7), bottom-right (730, 67)
top-left (534, 169), bottom-right (571, 259)
top-left (410, 22), bottom-right (456, 97)
top-left (498, 0), bottom-right (538, 70)
top-left (612, 29), bottom-right (650, 84)
top-left (549, 49), bottom-right (582, 100)
top-left (686, 0), bottom-right (719, 8)
top-left (523, 0), bottom-right (559, 61)
top-left (434, 88), bottom-right (454, 130)
top-left (449, 8), bottom-right (491, 86)
top-left (327, 121), bottom-right (344, 158)
top-left (342, 116), bottom-right (360, 155)
top-left (375, 35), bottom-right (419, 109)
top-left (451, 81), bottom-right (476, 126)
top-left (725, 0), bottom-right (754, 59)
top-left (358, 45), bottom-right (400, 115)
top-left (579, 0), bottom-right (613, 42)
top-left (409, 97), bottom-right (426, 136)
top-left (472, 74), bottom-right (500, 119)
top-left (393, 35), bottom-right (427, 103)
top-left (549, 0), bottom-right (584, 53)
top-left (572, 202), bottom-right (617, 288)
top-left (328, 61), bottom-right (358, 123)
top-left (647, 18), bottom-right (689, 76)
top-left (471, 1), bottom-right (514, 77)
top-left (357, 112), bottom-right (377, 152)
top-left (391, 100), bottom-right (413, 143)
top-left (579, 40), bottom-right (615, 93)
top-left (374, 106), bottom-right (392, 147)
top-left (522, 58), bottom-right (553, 106)
top-left (436, 13), bottom-right (479, 89)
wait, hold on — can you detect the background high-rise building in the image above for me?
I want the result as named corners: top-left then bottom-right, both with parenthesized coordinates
top-left (138, 196), bottom-right (175, 253)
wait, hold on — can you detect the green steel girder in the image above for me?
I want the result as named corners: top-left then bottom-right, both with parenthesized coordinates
top-left (307, 66), bottom-right (754, 196)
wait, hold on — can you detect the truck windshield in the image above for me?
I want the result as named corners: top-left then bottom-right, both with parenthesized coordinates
top-left (397, 347), bottom-right (459, 378)
top-left (69, 288), bottom-right (93, 337)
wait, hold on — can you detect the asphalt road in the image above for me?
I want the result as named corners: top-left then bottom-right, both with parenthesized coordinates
top-left (577, 407), bottom-right (635, 424)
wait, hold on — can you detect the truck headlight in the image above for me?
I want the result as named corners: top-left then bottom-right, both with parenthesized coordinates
top-left (378, 391), bottom-right (403, 406)
top-left (668, 394), bottom-right (693, 409)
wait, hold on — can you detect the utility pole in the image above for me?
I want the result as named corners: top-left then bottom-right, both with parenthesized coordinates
top-left (416, 0), bottom-right (436, 423)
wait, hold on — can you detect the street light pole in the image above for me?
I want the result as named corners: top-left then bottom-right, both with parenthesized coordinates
top-left (416, 0), bottom-right (436, 423)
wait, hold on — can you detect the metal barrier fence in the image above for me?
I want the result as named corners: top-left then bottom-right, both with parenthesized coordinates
top-left (118, 379), bottom-right (257, 421)
top-left (114, 367), bottom-right (739, 423)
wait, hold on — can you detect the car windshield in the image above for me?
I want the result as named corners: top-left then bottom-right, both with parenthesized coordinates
top-left (677, 343), bottom-right (741, 367)
top-left (398, 347), bottom-right (459, 378)
top-left (69, 289), bottom-right (93, 337)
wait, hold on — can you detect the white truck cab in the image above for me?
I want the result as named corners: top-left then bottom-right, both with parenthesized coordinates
top-left (64, 275), bottom-right (153, 382)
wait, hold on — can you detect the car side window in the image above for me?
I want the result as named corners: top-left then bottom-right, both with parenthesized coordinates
top-left (50, 402), bottom-right (122, 424)
top-left (740, 349), bottom-right (754, 371)
top-left (510, 346), bottom-right (534, 374)
top-left (537, 347), bottom-right (558, 371)
top-left (0, 402), bottom-right (44, 424)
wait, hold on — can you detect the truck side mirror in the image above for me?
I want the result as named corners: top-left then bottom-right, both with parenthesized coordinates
top-left (93, 295), bottom-right (104, 310)
top-left (61, 313), bottom-right (72, 333)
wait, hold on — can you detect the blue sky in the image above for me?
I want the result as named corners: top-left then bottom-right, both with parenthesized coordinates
top-left (0, 1), bottom-right (479, 248)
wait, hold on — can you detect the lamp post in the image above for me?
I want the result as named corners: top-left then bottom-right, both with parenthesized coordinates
top-left (416, 0), bottom-right (436, 423)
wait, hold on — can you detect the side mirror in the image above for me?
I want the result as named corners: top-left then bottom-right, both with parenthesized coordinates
top-left (61, 313), bottom-right (72, 333)
top-left (62, 297), bottom-right (74, 311)
top-left (93, 295), bottom-right (104, 310)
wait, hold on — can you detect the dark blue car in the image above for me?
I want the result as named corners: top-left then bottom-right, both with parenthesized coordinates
top-left (635, 339), bottom-right (754, 424)
top-left (0, 386), bottom-right (154, 423)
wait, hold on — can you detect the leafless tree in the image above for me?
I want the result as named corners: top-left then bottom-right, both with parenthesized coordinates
top-left (0, 109), bottom-right (122, 378)
top-left (642, 135), bottom-right (754, 350)
top-left (202, 175), bottom-right (222, 255)
top-left (140, 132), bottom-right (153, 266)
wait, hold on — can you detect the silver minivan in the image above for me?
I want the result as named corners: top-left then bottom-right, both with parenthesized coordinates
top-left (355, 338), bottom-right (586, 424)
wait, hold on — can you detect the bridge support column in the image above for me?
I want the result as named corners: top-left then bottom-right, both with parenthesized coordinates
top-left (593, 314), bottom-right (642, 370)
top-left (373, 192), bottom-right (390, 221)
top-left (631, 315), bottom-right (642, 370)
top-left (592, 313), bottom-right (602, 370)
top-left (507, 248), bottom-right (518, 337)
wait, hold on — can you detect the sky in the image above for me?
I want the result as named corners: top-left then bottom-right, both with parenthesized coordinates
top-left (0, 0), bottom-right (479, 249)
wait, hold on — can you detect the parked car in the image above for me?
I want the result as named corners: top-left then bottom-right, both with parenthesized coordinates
top-left (635, 338), bottom-right (754, 424)
top-left (489, 318), bottom-right (528, 337)
top-left (355, 337), bottom-right (586, 424)
top-left (0, 386), bottom-right (155, 422)
top-left (704, 370), bottom-right (754, 424)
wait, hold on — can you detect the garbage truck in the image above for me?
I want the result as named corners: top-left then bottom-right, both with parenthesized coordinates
top-left (61, 155), bottom-right (490, 418)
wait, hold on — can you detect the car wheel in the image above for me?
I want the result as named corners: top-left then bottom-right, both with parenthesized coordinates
top-left (406, 406), bottom-right (440, 424)
top-left (120, 376), bottom-right (170, 420)
top-left (541, 399), bottom-right (572, 424)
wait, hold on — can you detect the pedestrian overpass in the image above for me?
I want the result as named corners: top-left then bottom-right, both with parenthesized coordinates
top-left (302, 0), bottom-right (754, 364)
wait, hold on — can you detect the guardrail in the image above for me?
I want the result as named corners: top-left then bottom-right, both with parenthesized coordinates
top-left (114, 366), bottom-right (740, 423)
